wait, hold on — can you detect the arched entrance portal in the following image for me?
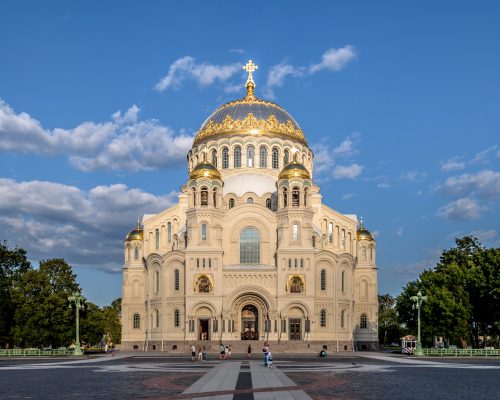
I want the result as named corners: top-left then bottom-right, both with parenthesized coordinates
top-left (241, 305), bottom-right (258, 340)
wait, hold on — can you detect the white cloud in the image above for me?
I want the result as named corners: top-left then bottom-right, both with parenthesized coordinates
top-left (331, 164), bottom-right (364, 180)
top-left (470, 229), bottom-right (497, 242)
top-left (396, 227), bottom-right (403, 237)
top-left (437, 198), bottom-right (482, 220)
top-left (154, 56), bottom-right (241, 92)
top-left (342, 193), bottom-right (354, 200)
top-left (377, 182), bottom-right (391, 189)
top-left (441, 158), bottom-right (465, 172)
top-left (264, 63), bottom-right (304, 99)
top-left (0, 178), bottom-right (177, 272)
top-left (309, 46), bottom-right (357, 73)
top-left (264, 46), bottom-right (356, 98)
top-left (400, 170), bottom-right (428, 182)
top-left (332, 132), bottom-right (360, 157)
top-left (437, 170), bottom-right (500, 200)
top-left (0, 99), bottom-right (193, 172)
top-left (469, 145), bottom-right (498, 164)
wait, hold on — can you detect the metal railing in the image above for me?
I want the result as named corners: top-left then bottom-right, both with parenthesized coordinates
top-left (0, 348), bottom-right (75, 357)
top-left (422, 348), bottom-right (500, 356)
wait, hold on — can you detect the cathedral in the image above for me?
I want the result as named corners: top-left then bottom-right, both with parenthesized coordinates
top-left (121, 61), bottom-right (378, 352)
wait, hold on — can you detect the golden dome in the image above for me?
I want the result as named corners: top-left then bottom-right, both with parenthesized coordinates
top-left (189, 161), bottom-right (222, 180)
top-left (125, 228), bottom-right (143, 242)
top-left (193, 64), bottom-right (307, 147)
top-left (278, 160), bottom-right (311, 180)
top-left (357, 226), bottom-right (374, 241)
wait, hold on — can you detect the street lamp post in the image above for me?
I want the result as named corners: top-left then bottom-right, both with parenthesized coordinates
top-left (68, 293), bottom-right (86, 356)
top-left (410, 290), bottom-right (427, 356)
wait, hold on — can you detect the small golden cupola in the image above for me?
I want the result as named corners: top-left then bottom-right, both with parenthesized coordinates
top-left (357, 218), bottom-right (375, 241)
top-left (189, 154), bottom-right (222, 180)
top-left (125, 218), bottom-right (144, 242)
top-left (278, 158), bottom-right (311, 180)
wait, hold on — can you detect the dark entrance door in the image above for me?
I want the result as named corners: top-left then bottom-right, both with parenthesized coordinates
top-left (199, 319), bottom-right (209, 340)
top-left (241, 305), bottom-right (258, 340)
top-left (289, 318), bottom-right (301, 340)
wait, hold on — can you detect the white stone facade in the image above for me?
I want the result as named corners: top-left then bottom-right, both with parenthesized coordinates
top-left (121, 86), bottom-right (379, 352)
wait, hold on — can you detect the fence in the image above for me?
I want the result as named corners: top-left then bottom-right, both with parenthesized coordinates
top-left (0, 348), bottom-right (74, 357)
top-left (422, 348), bottom-right (500, 356)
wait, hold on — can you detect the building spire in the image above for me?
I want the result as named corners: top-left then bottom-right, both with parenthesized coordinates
top-left (243, 59), bottom-right (258, 99)
top-left (137, 216), bottom-right (141, 229)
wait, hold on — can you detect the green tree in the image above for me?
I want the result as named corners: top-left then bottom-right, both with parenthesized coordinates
top-left (378, 294), bottom-right (402, 345)
top-left (0, 241), bottom-right (31, 347)
top-left (103, 298), bottom-right (121, 345)
top-left (12, 259), bottom-right (79, 347)
top-left (396, 236), bottom-right (500, 348)
top-left (80, 302), bottom-right (104, 346)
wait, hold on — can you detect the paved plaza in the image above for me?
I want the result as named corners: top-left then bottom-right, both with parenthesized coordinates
top-left (1, 352), bottom-right (499, 399)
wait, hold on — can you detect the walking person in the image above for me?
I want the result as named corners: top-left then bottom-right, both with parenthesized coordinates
top-left (202, 346), bottom-right (207, 362)
top-left (247, 344), bottom-right (252, 358)
top-left (219, 343), bottom-right (225, 360)
top-left (267, 351), bottom-right (273, 368)
top-left (198, 346), bottom-right (203, 363)
top-left (191, 344), bottom-right (196, 362)
top-left (263, 342), bottom-right (269, 367)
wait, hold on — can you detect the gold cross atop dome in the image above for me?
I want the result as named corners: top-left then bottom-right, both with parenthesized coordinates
top-left (243, 60), bottom-right (258, 98)
top-left (243, 59), bottom-right (258, 83)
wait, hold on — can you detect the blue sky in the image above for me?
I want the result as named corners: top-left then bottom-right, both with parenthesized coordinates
top-left (1, 1), bottom-right (499, 306)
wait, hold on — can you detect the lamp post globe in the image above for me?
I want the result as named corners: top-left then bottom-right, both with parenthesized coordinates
top-left (410, 290), bottom-right (427, 356)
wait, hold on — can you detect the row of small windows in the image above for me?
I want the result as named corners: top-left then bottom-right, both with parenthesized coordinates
top-left (133, 310), bottom-right (366, 330)
top-left (192, 187), bottom-right (218, 207)
top-left (324, 221), bottom-right (349, 250)
top-left (282, 187), bottom-right (308, 207)
top-left (132, 310), bottom-right (181, 329)
top-left (228, 197), bottom-right (274, 210)
top-left (126, 245), bottom-right (140, 261)
top-left (149, 221), bottom-right (175, 252)
top-left (196, 258), bottom-right (213, 268)
top-left (153, 269), bottom-right (180, 293)
top-left (319, 269), bottom-right (346, 292)
top-left (288, 258), bottom-right (304, 269)
top-left (211, 147), bottom-right (303, 170)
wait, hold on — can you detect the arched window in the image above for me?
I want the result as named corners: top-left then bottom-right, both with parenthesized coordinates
top-left (201, 224), bottom-right (207, 241)
top-left (234, 146), bottom-right (242, 168)
top-left (133, 313), bottom-right (140, 329)
top-left (192, 188), bottom-right (196, 206)
top-left (156, 309), bottom-right (160, 328)
top-left (155, 228), bottom-right (159, 250)
top-left (134, 246), bottom-right (139, 260)
top-left (222, 147), bottom-right (229, 169)
top-left (266, 198), bottom-right (272, 209)
top-left (284, 149), bottom-right (290, 165)
top-left (341, 271), bottom-right (345, 292)
top-left (167, 222), bottom-right (172, 242)
top-left (229, 198), bottom-right (235, 209)
top-left (211, 149), bottom-right (217, 167)
top-left (272, 147), bottom-right (279, 169)
top-left (283, 187), bottom-right (288, 207)
top-left (320, 269), bottom-right (326, 290)
top-left (174, 269), bottom-right (180, 291)
top-left (155, 270), bottom-right (160, 293)
top-left (370, 246), bottom-right (374, 261)
top-left (174, 309), bottom-right (180, 327)
top-left (340, 229), bottom-right (346, 250)
top-left (126, 244), bottom-right (130, 261)
top-left (328, 223), bottom-right (333, 243)
top-left (247, 145), bottom-right (255, 167)
top-left (240, 227), bottom-right (260, 264)
top-left (292, 187), bottom-right (300, 206)
top-left (340, 310), bottom-right (345, 328)
top-left (213, 188), bottom-right (218, 207)
top-left (304, 187), bottom-right (308, 206)
top-left (320, 309), bottom-right (326, 327)
top-left (259, 146), bottom-right (267, 167)
top-left (312, 236), bottom-right (316, 248)
top-left (360, 313), bottom-right (367, 329)
top-left (293, 223), bottom-right (299, 241)
top-left (201, 187), bottom-right (208, 206)
top-left (247, 197), bottom-right (254, 204)
top-left (361, 246), bottom-right (367, 261)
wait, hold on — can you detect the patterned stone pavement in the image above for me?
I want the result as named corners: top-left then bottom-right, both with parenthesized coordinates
top-left (1, 352), bottom-right (499, 399)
